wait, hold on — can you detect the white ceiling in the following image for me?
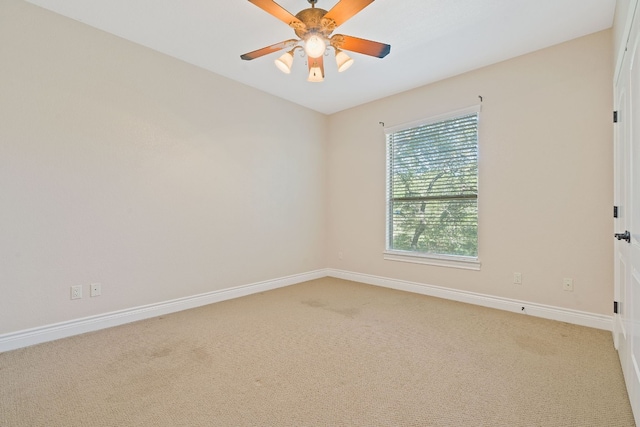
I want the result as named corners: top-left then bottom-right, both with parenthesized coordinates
top-left (24, 0), bottom-right (616, 114)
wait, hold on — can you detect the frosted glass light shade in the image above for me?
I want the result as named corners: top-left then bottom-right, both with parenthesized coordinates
top-left (274, 51), bottom-right (294, 74)
top-left (304, 35), bottom-right (326, 58)
top-left (335, 50), bottom-right (354, 72)
top-left (307, 66), bottom-right (324, 82)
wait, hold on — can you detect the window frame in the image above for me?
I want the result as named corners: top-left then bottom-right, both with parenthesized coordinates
top-left (383, 105), bottom-right (481, 270)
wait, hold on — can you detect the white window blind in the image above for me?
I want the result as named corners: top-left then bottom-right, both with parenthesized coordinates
top-left (386, 107), bottom-right (479, 259)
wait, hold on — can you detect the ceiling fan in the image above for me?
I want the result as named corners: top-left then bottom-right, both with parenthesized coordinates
top-left (240, 0), bottom-right (391, 82)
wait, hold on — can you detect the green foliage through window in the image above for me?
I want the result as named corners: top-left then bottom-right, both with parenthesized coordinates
top-left (386, 111), bottom-right (478, 257)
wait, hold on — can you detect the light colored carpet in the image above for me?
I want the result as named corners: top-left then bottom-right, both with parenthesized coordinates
top-left (0, 277), bottom-right (635, 426)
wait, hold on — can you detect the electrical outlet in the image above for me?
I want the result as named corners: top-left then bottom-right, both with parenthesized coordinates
top-left (90, 283), bottom-right (101, 297)
top-left (71, 285), bottom-right (82, 300)
top-left (338, 251), bottom-right (343, 260)
top-left (513, 272), bottom-right (522, 284)
top-left (563, 278), bottom-right (574, 292)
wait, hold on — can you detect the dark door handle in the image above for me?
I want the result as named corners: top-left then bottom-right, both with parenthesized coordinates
top-left (615, 231), bottom-right (631, 243)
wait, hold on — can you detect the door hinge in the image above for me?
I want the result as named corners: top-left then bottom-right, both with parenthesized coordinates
top-left (614, 301), bottom-right (619, 314)
top-left (614, 111), bottom-right (619, 123)
top-left (614, 206), bottom-right (619, 218)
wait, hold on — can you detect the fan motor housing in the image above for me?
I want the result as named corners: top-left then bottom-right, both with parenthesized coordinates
top-left (293, 8), bottom-right (335, 38)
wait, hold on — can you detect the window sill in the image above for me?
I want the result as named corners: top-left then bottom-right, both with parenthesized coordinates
top-left (383, 250), bottom-right (481, 271)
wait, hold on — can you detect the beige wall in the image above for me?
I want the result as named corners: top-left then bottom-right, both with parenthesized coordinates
top-left (0, 0), bottom-right (327, 334)
top-left (327, 30), bottom-right (614, 315)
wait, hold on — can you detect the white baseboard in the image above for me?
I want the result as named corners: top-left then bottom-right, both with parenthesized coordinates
top-left (0, 269), bottom-right (328, 353)
top-left (327, 269), bottom-right (613, 331)
top-left (1, 268), bottom-right (612, 353)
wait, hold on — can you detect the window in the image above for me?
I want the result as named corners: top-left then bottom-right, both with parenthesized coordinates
top-left (384, 106), bottom-right (480, 269)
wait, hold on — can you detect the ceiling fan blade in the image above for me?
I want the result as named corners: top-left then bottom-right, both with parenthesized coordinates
top-left (323, 0), bottom-right (375, 27)
top-left (240, 39), bottom-right (298, 60)
top-left (308, 55), bottom-right (324, 71)
top-left (248, 0), bottom-right (305, 28)
top-left (331, 34), bottom-right (390, 58)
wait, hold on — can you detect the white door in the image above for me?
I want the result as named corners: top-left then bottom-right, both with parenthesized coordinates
top-left (629, 24), bottom-right (640, 423)
top-left (615, 7), bottom-right (640, 424)
top-left (614, 35), bottom-right (630, 354)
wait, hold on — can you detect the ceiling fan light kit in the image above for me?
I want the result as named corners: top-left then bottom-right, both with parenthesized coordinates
top-left (275, 49), bottom-right (296, 73)
top-left (304, 34), bottom-right (327, 58)
top-left (335, 49), bottom-right (354, 72)
top-left (308, 58), bottom-right (325, 82)
top-left (241, 0), bottom-right (390, 82)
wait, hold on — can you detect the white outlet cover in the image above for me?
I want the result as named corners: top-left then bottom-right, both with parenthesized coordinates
top-left (563, 278), bottom-right (574, 291)
top-left (90, 283), bottom-right (101, 297)
top-left (71, 285), bottom-right (82, 300)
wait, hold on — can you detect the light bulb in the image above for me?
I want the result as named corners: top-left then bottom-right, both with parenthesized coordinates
top-left (304, 34), bottom-right (326, 58)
